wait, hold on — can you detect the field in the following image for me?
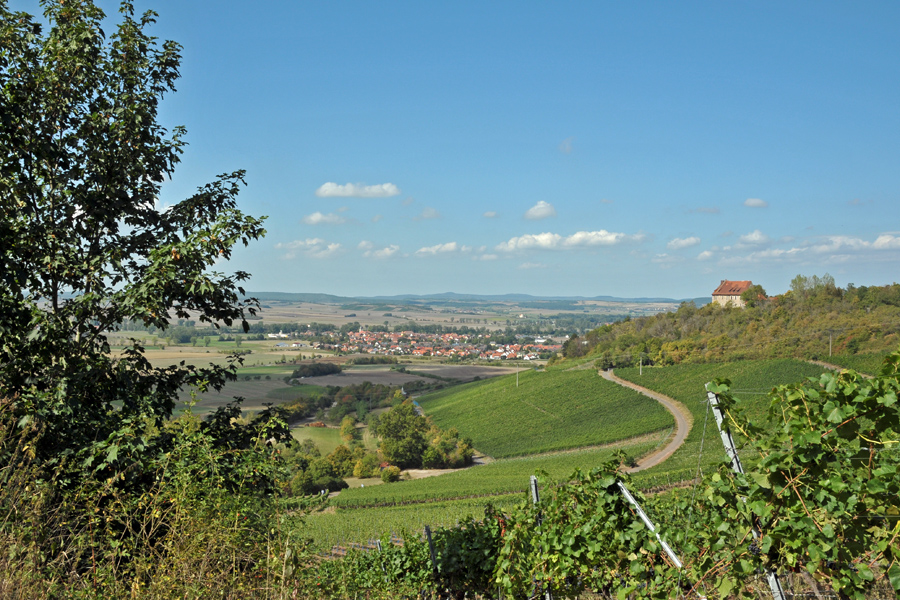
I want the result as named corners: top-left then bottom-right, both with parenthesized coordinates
top-left (418, 368), bottom-right (674, 457)
top-left (614, 359), bottom-right (827, 477)
top-left (299, 496), bottom-right (526, 551)
top-left (292, 426), bottom-right (345, 455)
top-left (826, 351), bottom-right (892, 375)
top-left (331, 438), bottom-right (663, 508)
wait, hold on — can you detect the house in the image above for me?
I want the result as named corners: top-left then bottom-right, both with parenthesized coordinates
top-left (712, 280), bottom-right (753, 308)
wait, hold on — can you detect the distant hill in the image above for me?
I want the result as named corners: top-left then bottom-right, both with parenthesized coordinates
top-left (246, 291), bottom-right (702, 305)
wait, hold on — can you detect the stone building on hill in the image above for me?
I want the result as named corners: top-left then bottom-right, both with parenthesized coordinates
top-left (712, 280), bottom-right (753, 308)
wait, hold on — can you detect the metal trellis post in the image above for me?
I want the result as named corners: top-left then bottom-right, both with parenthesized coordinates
top-left (706, 385), bottom-right (786, 600)
top-left (616, 481), bottom-right (683, 569)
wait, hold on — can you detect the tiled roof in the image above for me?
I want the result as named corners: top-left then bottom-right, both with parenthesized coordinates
top-left (712, 280), bottom-right (752, 295)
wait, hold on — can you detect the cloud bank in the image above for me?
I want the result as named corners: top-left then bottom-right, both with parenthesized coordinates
top-left (496, 230), bottom-right (644, 252)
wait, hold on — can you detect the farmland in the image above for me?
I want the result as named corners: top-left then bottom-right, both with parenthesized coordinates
top-left (331, 438), bottom-right (662, 508)
top-left (825, 351), bottom-right (891, 376)
top-left (614, 359), bottom-right (827, 476)
top-left (418, 368), bottom-right (674, 457)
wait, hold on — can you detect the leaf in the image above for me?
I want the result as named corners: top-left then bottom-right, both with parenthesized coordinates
top-left (888, 563), bottom-right (900, 592)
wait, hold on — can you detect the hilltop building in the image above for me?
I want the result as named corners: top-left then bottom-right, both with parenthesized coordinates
top-left (712, 280), bottom-right (753, 308)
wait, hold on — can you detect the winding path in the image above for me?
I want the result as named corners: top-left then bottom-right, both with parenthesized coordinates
top-left (600, 369), bottom-right (693, 473)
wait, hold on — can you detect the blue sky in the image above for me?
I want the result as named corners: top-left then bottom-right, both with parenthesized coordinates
top-left (15, 1), bottom-right (900, 298)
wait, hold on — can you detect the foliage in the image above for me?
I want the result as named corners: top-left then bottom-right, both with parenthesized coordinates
top-left (419, 369), bottom-right (673, 457)
top-left (339, 415), bottom-right (358, 443)
top-left (330, 441), bottom-right (659, 508)
top-left (312, 352), bottom-right (900, 599)
top-left (559, 277), bottom-right (900, 365)
top-left (376, 401), bottom-right (429, 468)
top-left (0, 0), bottom-right (265, 490)
top-left (291, 362), bottom-right (342, 378)
top-left (381, 465), bottom-right (401, 483)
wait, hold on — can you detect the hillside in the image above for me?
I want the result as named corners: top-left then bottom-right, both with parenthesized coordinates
top-left (616, 358), bottom-right (828, 479)
top-left (417, 368), bottom-right (673, 457)
top-left (559, 278), bottom-right (900, 367)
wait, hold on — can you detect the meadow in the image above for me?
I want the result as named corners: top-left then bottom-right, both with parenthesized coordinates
top-left (417, 368), bottom-right (674, 457)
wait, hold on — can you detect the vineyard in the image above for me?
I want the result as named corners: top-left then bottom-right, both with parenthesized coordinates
top-left (329, 439), bottom-right (662, 508)
top-left (826, 352), bottom-right (892, 376)
top-left (614, 359), bottom-right (827, 476)
top-left (418, 369), bottom-right (674, 457)
top-left (302, 353), bottom-right (900, 599)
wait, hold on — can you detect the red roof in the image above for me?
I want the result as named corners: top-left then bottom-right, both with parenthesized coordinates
top-left (712, 280), bottom-right (753, 296)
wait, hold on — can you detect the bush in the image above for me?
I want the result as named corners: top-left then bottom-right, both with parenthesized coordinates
top-left (381, 466), bottom-right (401, 483)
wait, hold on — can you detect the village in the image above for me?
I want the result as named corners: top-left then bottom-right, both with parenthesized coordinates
top-left (268, 327), bottom-right (563, 361)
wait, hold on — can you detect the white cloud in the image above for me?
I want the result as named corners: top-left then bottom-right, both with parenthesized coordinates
top-left (371, 214), bottom-right (383, 223)
top-left (518, 262), bottom-right (546, 270)
top-left (496, 230), bottom-right (643, 252)
top-left (738, 230), bottom-right (770, 245)
top-left (744, 198), bottom-right (768, 208)
top-left (372, 245), bottom-right (399, 259)
top-left (413, 207), bottom-right (441, 221)
top-left (315, 182), bottom-right (400, 198)
top-left (873, 234), bottom-right (900, 249)
top-left (600, 198), bottom-right (614, 204)
top-left (559, 137), bottom-right (574, 154)
top-left (667, 236), bottom-right (701, 250)
top-left (697, 250), bottom-right (714, 261)
top-left (497, 232), bottom-right (562, 251)
top-left (275, 238), bottom-right (342, 259)
top-left (475, 253), bottom-right (499, 261)
top-left (359, 241), bottom-right (400, 258)
top-left (301, 211), bottom-right (346, 225)
top-left (715, 232), bottom-right (900, 267)
top-left (690, 206), bottom-right (720, 214)
top-left (483, 211), bottom-right (499, 218)
top-left (416, 242), bottom-right (459, 255)
top-left (524, 201), bottom-right (557, 220)
top-left (563, 230), bottom-right (643, 247)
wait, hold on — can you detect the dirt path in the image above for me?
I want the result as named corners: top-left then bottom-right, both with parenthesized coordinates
top-left (601, 370), bottom-right (693, 473)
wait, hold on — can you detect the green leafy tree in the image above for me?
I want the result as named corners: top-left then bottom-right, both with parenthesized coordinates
top-left (377, 401), bottom-right (429, 468)
top-left (0, 0), bottom-right (265, 487)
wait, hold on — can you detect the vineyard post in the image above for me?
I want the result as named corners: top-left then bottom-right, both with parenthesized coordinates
top-left (530, 475), bottom-right (553, 600)
top-left (424, 525), bottom-right (438, 576)
top-left (615, 481), bottom-right (683, 569)
top-left (705, 385), bottom-right (786, 600)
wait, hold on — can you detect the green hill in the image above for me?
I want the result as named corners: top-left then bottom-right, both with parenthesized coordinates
top-left (615, 358), bottom-right (827, 478)
top-left (417, 368), bottom-right (673, 458)
top-left (558, 277), bottom-right (900, 367)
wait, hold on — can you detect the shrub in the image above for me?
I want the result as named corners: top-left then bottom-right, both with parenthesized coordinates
top-left (381, 466), bottom-right (401, 483)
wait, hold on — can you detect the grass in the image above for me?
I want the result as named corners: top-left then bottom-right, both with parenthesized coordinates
top-left (331, 439), bottom-right (662, 508)
top-left (417, 369), bottom-right (674, 458)
top-left (614, 359), bottom-right (827, 479)
top-left (265, 384), bottom-right (325, 402)
top-left (292, 426), bottom-right (344, 455)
